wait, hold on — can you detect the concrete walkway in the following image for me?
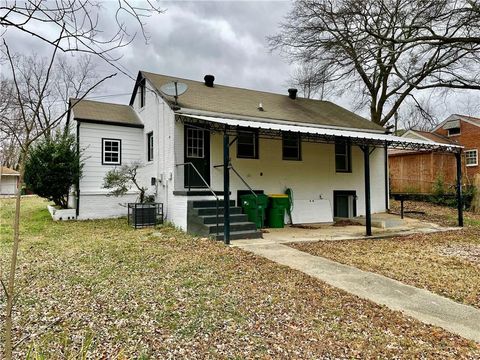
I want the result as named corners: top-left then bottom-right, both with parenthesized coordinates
top-left (235, 241), bottom-right (480, 343)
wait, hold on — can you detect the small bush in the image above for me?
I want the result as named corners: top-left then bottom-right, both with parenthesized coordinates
top-left (24, 131), bottom-right (82, 209)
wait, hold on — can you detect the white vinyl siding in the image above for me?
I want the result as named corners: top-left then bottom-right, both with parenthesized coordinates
top-left (0, 176), bottom-right (18, 195)
top-left (79, 123), bottom-right (143, 194)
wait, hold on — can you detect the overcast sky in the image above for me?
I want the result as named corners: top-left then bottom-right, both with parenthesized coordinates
top-left (2, 1), bottom-right (480, 125)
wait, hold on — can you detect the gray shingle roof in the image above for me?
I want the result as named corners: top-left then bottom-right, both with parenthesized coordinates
top-left (71, 99), bottom-right (143, 127)
top-left (141, 71), bottom-right (385, 132)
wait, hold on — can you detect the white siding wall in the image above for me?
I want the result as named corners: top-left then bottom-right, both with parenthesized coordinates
top-left (77, 122), bottom-right (144, 219)
top-left (76, 81), bottom-right (386, 225)
top-left (0, 176), bottom-right (18, 195)
top-left (173, 126), bottom-right (387, 223)
top-left (132, 79), bottom-right (178, 226)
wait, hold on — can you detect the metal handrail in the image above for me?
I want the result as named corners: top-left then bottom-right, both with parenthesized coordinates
top-left (175, 162), bottom-right (220, 236)
top-left (213, 163), bottom-right (258, 198)
top-left (230, 166), bottom-right (258, 198)
top-left (227, 165), bottom-right (265, 229)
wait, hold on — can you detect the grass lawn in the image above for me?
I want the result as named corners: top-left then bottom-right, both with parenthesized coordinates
top-left (292, 200), bottom-right (480, 310)
top-left (1, 197), bottom-right (479, 358)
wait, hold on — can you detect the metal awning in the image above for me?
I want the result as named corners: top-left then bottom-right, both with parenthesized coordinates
top-left (177, 113), bottom-right (462, 153)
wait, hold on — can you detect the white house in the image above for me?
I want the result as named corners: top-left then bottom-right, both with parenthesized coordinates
top-left (68, 71), bottom-right (460, 240)
top-left (0, 166), bottom-right (20, 195)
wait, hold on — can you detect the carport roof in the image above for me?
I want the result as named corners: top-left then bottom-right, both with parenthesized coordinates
top-left (177, 113), bottom-right (463, 153)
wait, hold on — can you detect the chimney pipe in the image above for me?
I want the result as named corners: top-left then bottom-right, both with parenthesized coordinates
top-left (288, 88), bottom-right (298, 100)
top-left (204, 74), bottom-right (215, 87)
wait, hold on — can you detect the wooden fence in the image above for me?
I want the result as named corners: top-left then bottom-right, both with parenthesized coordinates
top-left (389, 151), bottom-right (458, 194)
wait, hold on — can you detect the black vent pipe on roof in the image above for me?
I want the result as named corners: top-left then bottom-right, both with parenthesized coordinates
top-left (204, 75), bottom-right (215, 87)
top-left (288, 88), bottom-right (298, 99)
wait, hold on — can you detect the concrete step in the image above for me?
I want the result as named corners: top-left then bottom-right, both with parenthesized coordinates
top-left (214, 230), bottom-right (263, 241)
top-left (195, 206), bottom-right (243, 216)
top-left (354, 216), bottom-right (406, 229)
top-left (202, 213), bottom-right (248, 224)
top-left (191, 200), bottom-right (235, 208)
top-left (207, 222), bottom-right (257, 234)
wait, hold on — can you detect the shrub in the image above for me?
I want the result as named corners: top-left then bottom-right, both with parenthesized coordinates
top-left (432, 175), bottom-right (447, 197)
top-left (102, 162), bottom-right (150, 203)
top-left (24, 131), bottom-right (82, 209)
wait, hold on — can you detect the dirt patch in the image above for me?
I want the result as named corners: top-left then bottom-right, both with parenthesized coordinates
top-left (333, 219), bottom-right (362, 227)
top-left (438, 244), bottom-right (480, 265)
top-left (290, 224), bottom-right (320, 229)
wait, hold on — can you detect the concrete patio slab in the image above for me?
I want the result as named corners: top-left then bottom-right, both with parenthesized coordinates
top-left (235, 241), bottom-right (480, 343)
top-left (249, 214), bottom-right (460, 245)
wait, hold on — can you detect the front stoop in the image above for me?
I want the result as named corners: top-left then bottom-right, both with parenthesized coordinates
top-left (187, 199), bottom-right (262, 240)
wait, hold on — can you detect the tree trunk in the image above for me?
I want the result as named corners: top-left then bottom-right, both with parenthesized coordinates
top-left (4, 154), bottom-right (25, 359)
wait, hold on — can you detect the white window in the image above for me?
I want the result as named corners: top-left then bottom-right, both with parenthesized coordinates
top-left (465, 149), bottom-right (478, 167)
top-left (102, 138), bottom-right (121, 165)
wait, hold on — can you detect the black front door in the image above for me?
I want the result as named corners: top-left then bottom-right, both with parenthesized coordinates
top-left (184, 125), bottom-right (210, 188)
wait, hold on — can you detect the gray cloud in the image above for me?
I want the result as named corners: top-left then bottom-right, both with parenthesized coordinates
top-left (2, 1), bottom-right (480, 125)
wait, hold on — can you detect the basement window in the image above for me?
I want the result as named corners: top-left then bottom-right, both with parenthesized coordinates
top-left (102, 138), bottom-right (121, 165)
top-left (335, 140), bottom-right (351, 173)
top-left (466, 149), bottom-right (478, 166)
top-left (147, 132), bottom-right (154, 161)
top-left (282, 132), bottom-right (301, 160)
top-left (237, 128), bottom-right (259, 159)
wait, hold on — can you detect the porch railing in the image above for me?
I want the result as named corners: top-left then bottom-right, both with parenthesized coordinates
top-left (175, 162), bottom-right (220, 236)
top-left (214, 163), bottom-right (260, 228)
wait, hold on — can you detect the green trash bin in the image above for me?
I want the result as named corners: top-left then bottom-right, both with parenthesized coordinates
top-left (267, 194), bottom-right (290, 228)
top-left (240, 194), bottom-right (268, 228)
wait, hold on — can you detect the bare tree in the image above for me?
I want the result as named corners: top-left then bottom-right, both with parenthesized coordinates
top-left (270, 0), bottom-right (480, 126)
top-left (0, 3), bottom-right (163, 358)
top-left (0, 54), bottom-right (100, 168)
top-left (0, 1), bottom-right (163, 75)
top-left (396, 97), bottom-right (440, 131)
top-left (290, 61), bottom-right (332, 99)
top-left (0, 77), bottom-right (20, 167)
top-left (0, 38), bottom-right (115, 359)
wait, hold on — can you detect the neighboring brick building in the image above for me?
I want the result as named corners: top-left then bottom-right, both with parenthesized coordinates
top-left (432, 114), bottom-right (479, 180)
top-left (389, 114), bottom-right (478, 193)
